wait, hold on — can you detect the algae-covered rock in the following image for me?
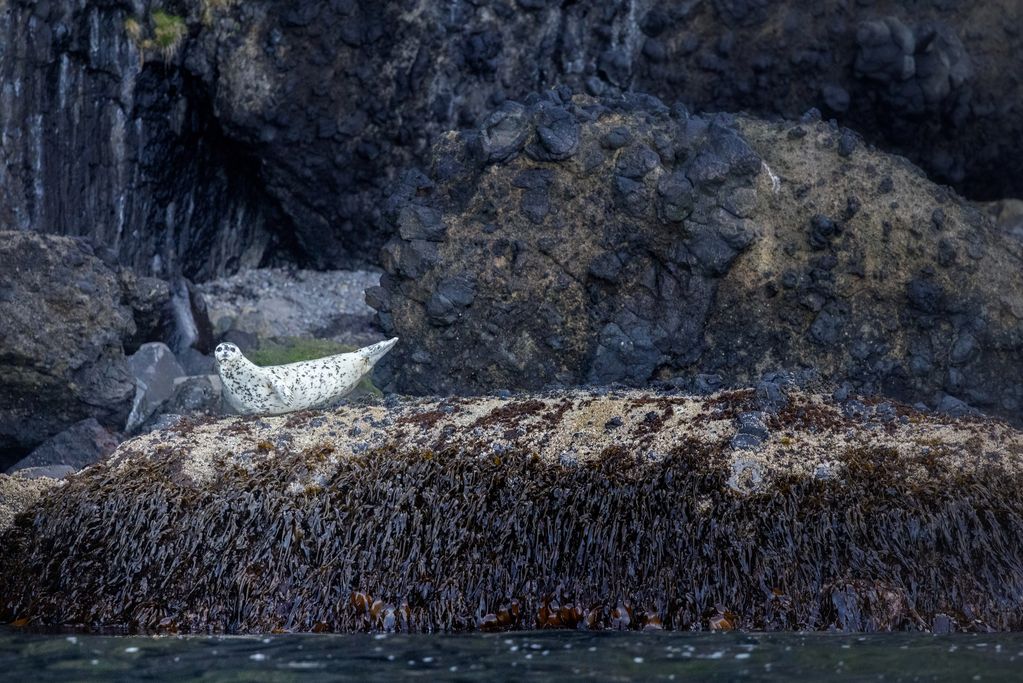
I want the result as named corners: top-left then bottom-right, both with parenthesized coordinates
top-left (0, 474), bottom-right (62, 534)
top-left (0, 232), bottom-right (136, 466)
top-left (374, 93), bottom-right (1023, 424)
top-left (2, 389), bottom-right (1022, 633)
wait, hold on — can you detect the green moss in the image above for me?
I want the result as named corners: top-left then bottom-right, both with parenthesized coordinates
top-left (152, 10), bottom-right (186, 57)
top-left (125, 9), bottom-right (188, 61)
top-left (247, 338), bottom-right (354, 366)
top-left (248, 338), bottom-right (382, 397)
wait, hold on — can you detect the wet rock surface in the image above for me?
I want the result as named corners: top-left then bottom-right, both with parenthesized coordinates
top-left (0, 232), bottom-right (137, 469)
top-left (2, 388), bottom-right (1022, 632)
top-left (4, 418), bottom-right (119, 476)
top-left (3, 1), bottom-right (1021, 275)
top-left (375, 93), bottom-right (1023, 425)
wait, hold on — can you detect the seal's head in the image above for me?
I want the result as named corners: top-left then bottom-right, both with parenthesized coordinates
top-left (215, 343), bottom-right (243, 366)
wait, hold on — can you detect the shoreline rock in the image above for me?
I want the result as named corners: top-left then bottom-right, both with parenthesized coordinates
top-left (4, 418), bottom-right (119, 476)
top-left (2, 388), bottom-right (1022, 633)
top-left (0, 475), bottom-right (61, 535)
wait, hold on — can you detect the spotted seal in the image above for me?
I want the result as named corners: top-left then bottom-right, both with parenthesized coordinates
top-left (214, 338), bottom-right (398, 415)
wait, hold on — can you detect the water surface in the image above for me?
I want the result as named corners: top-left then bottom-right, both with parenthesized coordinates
top-left (3, 629), bottom-right (1022, 681)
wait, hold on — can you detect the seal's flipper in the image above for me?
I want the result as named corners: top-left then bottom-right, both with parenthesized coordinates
top-left (268, 376), bottom-right (294, 404)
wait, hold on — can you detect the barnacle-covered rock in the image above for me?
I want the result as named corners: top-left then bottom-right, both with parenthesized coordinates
top-left (373, 93), bottom-right (1023, 424)
top-left (0, 474), bottom-right (61, 534)
top-left (3, 388), bottom-right (1023, 633)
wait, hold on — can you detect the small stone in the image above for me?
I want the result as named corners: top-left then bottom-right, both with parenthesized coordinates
top-left (737, 411), bottom-right (769, 440)
top-left (756, 381), bottom-right (787, 412)
top-left (602, 127), bottom-right (631, 150)
top-left (936, 394), bottom-right (978, 418)
top-left (808, 214), bottom-right (838, 249)
top-left (478, 101), bottom-right (530, 162)
top-left (397, 205), bottom-right (447, 242)
top-left (800, 107), bottom-right (822, 123)
top-left (731, 432), bottom-right (764, 451)
top-left (615, 145), bottom-right (660, 179)
top-left (838, 130), bottom-right (858, 157)
top-left (531, 106), bottom-right (580, 160)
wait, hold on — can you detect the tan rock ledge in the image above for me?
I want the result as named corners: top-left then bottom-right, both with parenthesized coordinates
top-left (2, 388), bottom-right (1022, 633)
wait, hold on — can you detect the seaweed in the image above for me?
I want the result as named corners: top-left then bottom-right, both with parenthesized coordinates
top-left (2, 431), bottom-right (1023, 634)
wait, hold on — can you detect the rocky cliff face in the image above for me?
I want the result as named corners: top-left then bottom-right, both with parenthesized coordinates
top-left (2, 0), bottom-right (1020, 276)
top-left (372, 93), bottom-right (1023, 424)
top-left (0, 0), bottom-right (295, 280)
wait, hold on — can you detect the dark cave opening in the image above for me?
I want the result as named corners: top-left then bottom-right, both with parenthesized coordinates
top-left (130, 62), bottom-right (307, 281)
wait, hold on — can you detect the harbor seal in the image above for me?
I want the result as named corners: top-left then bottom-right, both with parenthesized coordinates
top-left (214, 338), bottom-right (398, 415)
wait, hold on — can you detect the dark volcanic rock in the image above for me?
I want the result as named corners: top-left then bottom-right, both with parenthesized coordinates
top-left (0, 0), bottom-right (297, 279)
top-left (4, 1), bottom-right (1021, 276)
top-left (119, 271), bottom-right (172, 354)
top-left (374, 94), bottom-right (1023, 424)
top-left (137, 376), bottom-right (221, 434)
top-left (377, 93), bottom-right (761, 394)
top-left (5, 418), bottom-right (119, 475)
top-left (0, 232), bottom-right (137, 468)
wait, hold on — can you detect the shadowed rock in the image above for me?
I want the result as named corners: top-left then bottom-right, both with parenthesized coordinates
top-left (373, 93), bottom-right (1023, 424)
top-left (2, 389), bottom-right (1023, 633)
top-left (5, 418), bottom-right (119, 475)
top-left (0, 232), bottom-right (137, 467)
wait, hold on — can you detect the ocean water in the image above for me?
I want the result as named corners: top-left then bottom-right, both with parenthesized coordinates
top-left (3, 629), bottom-right (1023, 682)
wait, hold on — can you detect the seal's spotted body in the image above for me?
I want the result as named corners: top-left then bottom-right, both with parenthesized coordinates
top-left (214, 338), bottom-right (398, 415)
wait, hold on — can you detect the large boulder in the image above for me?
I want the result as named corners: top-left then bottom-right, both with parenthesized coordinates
top-left (3, 1), bottom-right (1021, 274)
top-left (372, 93), bottom-right (1023, 424)
top-left (2, 389), bottom-right (1022, 632)
top-left (0, 232), bottom-right (136, 467)
top-left (124, 343), bottom-right (186, 433)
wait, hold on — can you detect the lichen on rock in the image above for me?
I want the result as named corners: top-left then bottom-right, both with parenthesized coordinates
top-left (373, 92), bottom-right (1023, 425)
